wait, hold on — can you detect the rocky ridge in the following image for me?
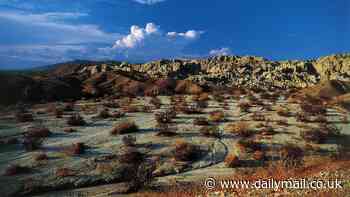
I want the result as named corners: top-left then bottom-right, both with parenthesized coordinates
top-left (1, 53), bottom-right (350, 105)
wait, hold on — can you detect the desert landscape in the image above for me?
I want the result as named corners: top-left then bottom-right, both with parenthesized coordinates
top-left (0, 54), bottom-right (350, 196)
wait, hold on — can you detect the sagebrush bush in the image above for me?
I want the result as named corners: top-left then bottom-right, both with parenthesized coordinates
top-left (118, 147), bottom-right (144, 164)
top-left (55, 168), bottom-right (75, 177)
top-left (63, 142), bottom-right (86, 156)
top-left (208, 111), bottom-right (225, 122)
top-left (122, 135), bottom-right (137, 147)
top-left (4, 164), bottom-right (31, 176)
top-left (25, 127), bottom-right (51, 138)
top-left (237, 139), bottom-right (262, 153)
top-left (15, 112), bottom-right (34, 122)
top-left (199, 126), bottom-right (221, 138)
top-left (226, 122), bottom-right (253, 137)
top-left (111, 121), bottom-right (139, 135)
top-left (280, 144), bottom-right (304, 168)
top-left (156, 123), bottom-right (177, 137)
top-left (193, 117), bottom-right (210, 126)
top-left (67, 114), bottom-right (86, 126)
top-left (173, 141), bottom-right (199, 162)
top-left (34, 153), bottom-right (49, 161)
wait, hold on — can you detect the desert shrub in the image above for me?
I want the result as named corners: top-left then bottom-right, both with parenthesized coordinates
top-left (63, 102), bottom-right (75, 112)
top-left (212, 92), bottom-right (225, 103)
top-left (55, 168), bottom-right (75, 177)
top-left (198, 92), bottom-right (210, 101)
top-left (23, 137), bottom-right (44, 151)
top-left (193, 117), bottom-right (210, 126)
top-left (15, 112), bottom-right (34, 122)
top-left (25, 127), bottom-right (51, 138)
top-left (156, 123), bottom-right (177, 137)
top-left (253, 150), bottom-right (265, 161)
top-left (313, 115), bottom-right (327, 123)
top-left (118, 147), bottom-right (144, 164)
top-left (277, 119), bottom-right (289, 126)
top-left (296, 112), bottom-right (309, 122)
top-left (173, 141), bottom-right (199, 162)
top-left (238, 102), bottom-right (251, 113)
top-left (300, 103), bottom-right (326, 115)
top-left (63, 128), bottom-right (77, 133)
top-left (260, 126), bottom-right (275, 136)
top-left (111, 121), bottom-right (139, 135)
top-left (122, 135), bottom-right (137, 147)
top-left (4, 164), bottom-right (31, 176)
top-left (301, 124), bottom-right (340, 144)
top-left (33, 153), bottom-right (48, 161)
top-left (276, 106), bottom-right (291, 117)
top-left (150, 97), bottom-right (162, 109)
top-left (208, 111), bottom-right (225, 122)
top-left (175, 80), bottom-right (203, 95)
top-left (224, 154), bottom-right (240, 168)
top-left (111, 111), bottom-right (126, 118)
top-left (155, 112), bottom-right (173, 124)
top-left (251, 112), bottom-right (265, 121)
top-left (97, 108), bottom-right (111, 119)
top-left (122, 105), bottom-right (139, 113)
top-left (63, 142), bottom-right (86, 156)
top-left (154, 78), bottom-right (176, 94)
top-left (103, 101), bottom-right (120, 108)
top-left (199, 126), bottom-right (221, 138)
top-left (67, 114), bottom-right (86, 126)
top-left (237, 139), bottom-right (262, 153)
top-left (196, 100), bottom-right (208, 109)
top-left (178, 103), bottom-right (203, 114)
top-left (226, 122), bottom-right (253, 137)
top-left (280, 144), bottom-right (304, 168)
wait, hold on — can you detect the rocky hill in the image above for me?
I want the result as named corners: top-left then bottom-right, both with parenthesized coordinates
top-left (1, 53), bottom-right (350, 105)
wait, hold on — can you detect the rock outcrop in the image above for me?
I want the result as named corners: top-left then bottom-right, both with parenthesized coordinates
top-left (1, 53), bottom-right (350, 105)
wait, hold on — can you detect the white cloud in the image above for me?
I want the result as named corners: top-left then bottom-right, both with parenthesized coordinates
top-left (132, 0), bottom-right (167, 5)
top-left (209, 47), bottom-right (232, 56)
top-left (0, 11), bottom-right (119, 44)
top-left (112, 23), bottom-right (203, 61)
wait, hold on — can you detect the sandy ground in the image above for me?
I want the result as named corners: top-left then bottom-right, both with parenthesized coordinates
top-left (0, 94), bottom-right (349, 196)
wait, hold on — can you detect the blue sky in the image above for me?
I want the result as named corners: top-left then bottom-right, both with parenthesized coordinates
top-left (0, 0), bottom-right (349, 69)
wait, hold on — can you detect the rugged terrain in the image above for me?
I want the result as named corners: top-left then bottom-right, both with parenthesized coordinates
top-left (0, 54), bottom-right (350, 197)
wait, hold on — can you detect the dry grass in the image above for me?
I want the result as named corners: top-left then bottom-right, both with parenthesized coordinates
top-left (208, 110), bottom-right (225, 122)
top-left (111, 121), bottom-right (139, 135)
top-left (224, 154), bottom-right (240, 168)
top-left (67, 113), bottom-right (86, 126)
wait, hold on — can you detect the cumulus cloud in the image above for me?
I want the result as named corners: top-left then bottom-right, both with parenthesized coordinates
top-left (209, 47), bottom-right (232, 56)
top-left (132, 0), bottom-right (167, 5)
top-left (0, 11), bottom-right (120, 67)
top-left (112, 23), bottom-right (203, 61)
